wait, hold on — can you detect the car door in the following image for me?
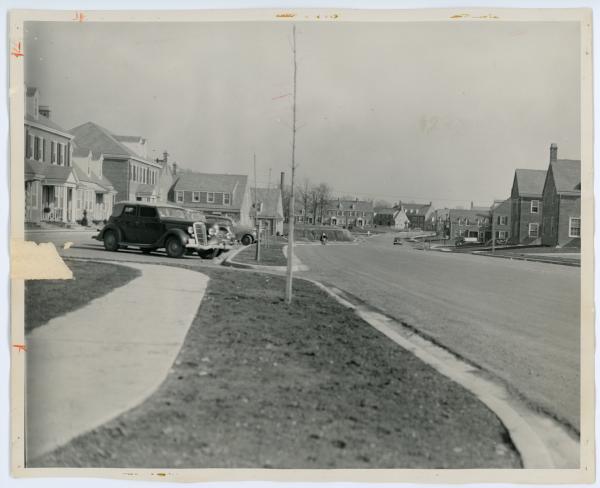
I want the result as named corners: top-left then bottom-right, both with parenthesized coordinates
top-left (120, 204), bottom-right (140, 242)
top-left (137, 205), bottom-right (162, 245)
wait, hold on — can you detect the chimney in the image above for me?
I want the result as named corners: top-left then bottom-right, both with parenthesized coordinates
top-left (172, 162), bottom-right (177, 175)
top-left (550, 143), bottom-right (558, 162)
top-left (280, 171), bottom-right (285, 190)
top-left (38, 105), bottom-right (51, 118)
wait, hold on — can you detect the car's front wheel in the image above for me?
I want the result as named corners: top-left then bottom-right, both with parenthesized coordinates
top-left (165, 237), bottom-right (185, 258)
top-left (103, 230), bottom-right (119, 252)
top-left (241, 234), bottom-right (253, 246)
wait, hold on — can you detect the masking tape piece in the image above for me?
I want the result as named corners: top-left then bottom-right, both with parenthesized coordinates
top-left (11, 240), bottom-right (73, 280)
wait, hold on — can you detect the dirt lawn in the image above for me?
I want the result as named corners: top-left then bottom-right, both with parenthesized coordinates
top-left (34, 267), bottom-right (521, 469)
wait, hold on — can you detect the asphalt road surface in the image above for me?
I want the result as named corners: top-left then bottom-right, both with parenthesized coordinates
top-left (296, 233), bottom-right (580, 432)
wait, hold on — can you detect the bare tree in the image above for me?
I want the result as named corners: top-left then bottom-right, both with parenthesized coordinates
top-left (298, 178), bottom-right (312, 223)
top-left (315, 183), bottom-right (332, 224)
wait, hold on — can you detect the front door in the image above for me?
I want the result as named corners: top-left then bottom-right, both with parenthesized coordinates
top-left (67, 188), bottom-right (73, 222)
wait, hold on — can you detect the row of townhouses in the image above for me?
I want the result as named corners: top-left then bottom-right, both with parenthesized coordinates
top-left (429, 143), bottom-right (581, 248)
top-left (23, 87), bottom-right (285, 235)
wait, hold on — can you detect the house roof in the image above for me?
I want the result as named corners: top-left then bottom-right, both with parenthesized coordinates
top-left (25, 112), bottom-right (73, 137)
top-left (172, 172), bottom-right (249, 210)
top-left (70, 121), bottom-right (143, 159)
top-left (114, 135), bottom-right (145, 143)
top-left (327, 199), bottom-right (374, 212)
top-left (250, 187), bottom-right (283, 219)
top-left (72, 146), bottom-right (92, 158)
top-left (513, 169), bottom-right (547, 197)
top-left (72, 165), bottom-right (114, 192)
top-left (549, 159), bottom-right (581, 195)
top-left (135, 184), bottom-right (158, 196)
top-left (400, 202), bottom-right (432, 211)
top-left (448, 208), bottom-right (490, 219)
top-left (374, 207), bottom-right (396, 215)
top-left (25, 159), bottom-right (76, 183)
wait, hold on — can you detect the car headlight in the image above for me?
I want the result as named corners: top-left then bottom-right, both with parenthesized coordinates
top-left (209, 225), bottom-right (218, 236)
top-left (187, 226), bottom-right (194, 235)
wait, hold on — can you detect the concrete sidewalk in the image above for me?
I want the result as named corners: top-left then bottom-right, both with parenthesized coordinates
top-left (26, 262), bottom-right (209, 462)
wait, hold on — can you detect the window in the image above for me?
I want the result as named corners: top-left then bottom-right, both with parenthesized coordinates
top-left (57, 143), bottom-right (63, 165)
top-left (207, 192), bottom-right (215, 203)
top-left (26, 133), bottom-right (33, 158)
top-left (529, 223), bottom-right (539, 238)
top-left (497, 215), bottom-right (508, 225)
top-left (34, 136), bottom-right (40, 160)
top-left (569, 218), bottom-right (581, 237)
top-left (176, 191), bottom-right (184, 203)
top-left (123, 205), bottom-right (137, 216)
top-left (192, 191), bottom-right (200, 202)
top-left (223, 193), bottom-right (231, 205)
top-left (531, 200), bottom-right (539, 214)
top-left (139, 206), bottom-right (157, 218)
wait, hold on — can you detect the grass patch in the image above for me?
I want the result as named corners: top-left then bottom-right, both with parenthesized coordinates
top-left (25, 259), bottom-right (141, 333)
top-left (35, 267), bottom-right (520, 469)
top-left (234, 238), bottom-right (288, 266)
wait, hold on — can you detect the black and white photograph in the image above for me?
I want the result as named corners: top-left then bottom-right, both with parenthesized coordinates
top-left (7, 7), bottom-right (594, 484)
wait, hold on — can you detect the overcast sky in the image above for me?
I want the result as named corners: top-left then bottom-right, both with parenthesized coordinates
top-left (24, 20), bottom-right (580, 207)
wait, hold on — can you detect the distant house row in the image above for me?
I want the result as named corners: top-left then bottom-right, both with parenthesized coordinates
top-left (23, 86), bottom-right (284, 235)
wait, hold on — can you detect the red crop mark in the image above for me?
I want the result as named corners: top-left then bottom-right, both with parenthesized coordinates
top-left (13, 344), bottom-right (26, 352)
top-left (11, 42), bottom-right (24, 58)
top-left (272, 93), bottom-right (291, 100)
top-left (73, 12), bottom-right (85, 22)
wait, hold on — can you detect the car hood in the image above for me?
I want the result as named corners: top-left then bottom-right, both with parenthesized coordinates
top-left (161, 217), bottom-right (197, 226)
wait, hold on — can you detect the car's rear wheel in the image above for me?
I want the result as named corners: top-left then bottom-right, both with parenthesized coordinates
top-left (241, 234), bottom-right (253, 246)
top-left (165, 237), bottom-right (185, 258)
top-left (103, 230), bottom-right (119, 252)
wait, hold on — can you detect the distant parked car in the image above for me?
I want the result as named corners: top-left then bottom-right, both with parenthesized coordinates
top-left (94, 202), bottom-right (229, 259)
top-left (455, 236), bottom-right (480, 247)
top-left (393, 237), bottom-right (403, 245)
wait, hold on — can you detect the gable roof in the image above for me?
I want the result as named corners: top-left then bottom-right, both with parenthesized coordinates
top-left (448, 208), bottom-right (490, 219)
top-left (513, 169), bottom-right (547, 197)
top-left (172, 172), bottom-right (249, 209)
top-left (72, 165), bottom-right (114, 192)
top-left (250, 188), bottom-right (283, 219)
top-left (549, 159), bottom-right (581, 196)
top-left (70, 121), bottom-right (141, 159)
top-left (25, 158), bottom-right (77, 184)
top-left (25, 112), bottom-right (73, 138)
top-left (326, 199), bottom-right (374, 212)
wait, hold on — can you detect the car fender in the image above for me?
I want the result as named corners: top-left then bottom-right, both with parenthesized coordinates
top-left (99, 223), bottom-right (123, 243)
top-left (157, 228), bottom-right (188, 248)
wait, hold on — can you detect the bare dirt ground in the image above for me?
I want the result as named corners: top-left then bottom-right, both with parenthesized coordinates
top-left (33, 267), bottom-right (520, 469)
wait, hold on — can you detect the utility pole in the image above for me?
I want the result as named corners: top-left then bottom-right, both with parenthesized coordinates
top-left (254, 153), bottom-right (261, 261)
top-left (285, 24), bottom-right (297, 304)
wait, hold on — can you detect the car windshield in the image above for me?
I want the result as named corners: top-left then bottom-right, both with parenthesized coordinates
top-left (157, 207), bottom-right (188, 219)
top-left (186, 210), bottom-right (205, 220)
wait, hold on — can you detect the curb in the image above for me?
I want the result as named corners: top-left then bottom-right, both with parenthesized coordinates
top-left (472, 251), bottom-right (581, 268)
top-left (304, 280), bottom-right (579, 469)
top-left (222, 244), bottom-right (308, 272)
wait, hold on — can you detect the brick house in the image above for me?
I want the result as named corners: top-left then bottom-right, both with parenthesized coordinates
top-left (323, 199), bottom-right (374, 227)
top-left (70, 122), bottom-right (163, 203)
top-left (373, 207), bottom-right (409, 229)
top-left (448, 208), bottom-right (491, 242)
top-left (541, 154), bottom-right (581, 248)
top-left (250, 187), bottom-right (284, 235)
top-left (491, 199), bottom-right (511, 240)
top-left (398, 202), bottom-right (435, 230)
top-left (24, 87), bottom-right (78, 225)
top-left (169, 172), bottom-right (253, 226)
top-left (509, 168), bottom-right (546, 244)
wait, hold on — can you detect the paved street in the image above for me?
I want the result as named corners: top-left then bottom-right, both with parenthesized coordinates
top-left (296, 234), bottom-right (580, 432)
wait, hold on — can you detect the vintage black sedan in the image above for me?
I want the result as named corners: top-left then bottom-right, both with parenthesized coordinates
top-left (94, 202), bottom-right (229, 258)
